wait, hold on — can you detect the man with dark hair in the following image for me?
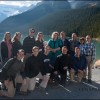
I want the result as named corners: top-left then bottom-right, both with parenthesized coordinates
top-left (23, 28), bottom-right (35, 58)
top-left (0, 49), bottom-right (25, 97)
top-left (20, 46), bottom-right (50, 94)
top-left (54, 46), bottom-right (73, 86)
top-left (69, 33), bottom-right (79, 57)
top-left (60, 31), bottom-right (71, 54)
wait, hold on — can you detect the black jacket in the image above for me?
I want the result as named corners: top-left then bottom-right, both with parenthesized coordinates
top-left (24, 54), bottom-right (43, 78)
top-left (35, 40), bottom-right (44, 53)
top-left (54, 54), bottom-right (73, 74)
top-left (23, 36), bottom-right (35, 54)
top-left (12, 41), bottom-right (23, 57)
top-left (0, 41), bottom-right (12, 62)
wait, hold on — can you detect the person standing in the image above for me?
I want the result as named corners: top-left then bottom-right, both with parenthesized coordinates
top-left (35, 32), bottom-right (44, 54)
top-left (48, 32), bottom-right (62, 66)
top-left (0, 32), bottom-right (12, 65)
top-left (84, 35), bottom-right (96, 83)
top-left (69, 33), bottom-right (79, 57)
top-left (78, 37), bottom-right (85, 55)
top-left (23, 28), bottom-right (35, 58)
top-left (60, 31), bottom-right (71, 54)
top-left (12, 32), bottom-right (23, 57)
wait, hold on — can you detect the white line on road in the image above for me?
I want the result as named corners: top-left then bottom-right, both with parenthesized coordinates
top-left (66, 78), bottom-right (99, 90)
top-left (82, 82), bottom-right (99, 89)
top-left (59, 84), bottom-right (71, 93)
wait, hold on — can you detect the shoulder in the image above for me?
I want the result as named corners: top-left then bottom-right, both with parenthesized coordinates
top-left (57, 39), bottom-right (62, 43)
top-left (23, 36), bottom-right (30, 40)
top-left (6, 58), bottom-right (16, 64)
top-left (69, 39), bottom-right (72, 42)
top-left (91, 42), bottom-right (95, 46)
top-left (48, 39), bottom-right (53, 42)
top-left (57, 54), bottom-right (62, 58)
top-left (1, 41), bottom-right (5, 45)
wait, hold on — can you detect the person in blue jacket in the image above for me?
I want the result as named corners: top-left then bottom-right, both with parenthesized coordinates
top-left (70, 47), bottom-right (87, 82)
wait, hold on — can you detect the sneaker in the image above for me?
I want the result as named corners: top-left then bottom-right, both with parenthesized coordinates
top-left (82, 78), bottom-right (86, 82)
top-left (19, 91), bottom-right (28, 95)
top-left (0, 91), bottom-right (3, 96)
top-left (88, 79), bottom-right (92, 84)
top-left (38, 86), bottom-right (46, 92)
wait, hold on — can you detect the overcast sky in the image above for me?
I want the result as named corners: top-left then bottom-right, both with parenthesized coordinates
top-left (0, 1), bottom-right (41, 7)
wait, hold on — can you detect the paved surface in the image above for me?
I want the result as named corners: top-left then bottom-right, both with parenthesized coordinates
top-left (0, 69), bottom-right (100, 99)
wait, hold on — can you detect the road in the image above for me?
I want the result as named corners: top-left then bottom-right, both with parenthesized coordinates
top-left (0, 68), bottom-right (100, 99)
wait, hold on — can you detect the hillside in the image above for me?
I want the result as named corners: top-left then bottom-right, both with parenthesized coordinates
top-left (0, 1), bottom-right (71, 33)
top-left (0, 1), bottom-right (100, 38)
top-left (29, 7), bottom-right (100, 38)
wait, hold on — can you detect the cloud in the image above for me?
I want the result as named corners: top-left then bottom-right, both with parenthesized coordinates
top-left (0, 1), bottom-right (41, 7)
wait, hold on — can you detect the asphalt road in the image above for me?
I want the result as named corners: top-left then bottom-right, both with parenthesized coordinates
top-left (0, 69), bottom-right (100, 99)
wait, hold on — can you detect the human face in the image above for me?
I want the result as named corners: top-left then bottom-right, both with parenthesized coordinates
top-left (16, 33), bottom-right (21, 41)
top-left (29, 31), bottom-right (34, 37)
top-left (79, 39), bottom-right (84, 44)
top-left (75, 48), bottom-right (80, 55)
top-left (32, 48), bottom-right (39, 56)
top-left (53, 33), bottom-right (58, 40)
top-left (38, 33), bottom-right (43, 40)
top-left (60, 32), bottom-right (65, 39)
top-left (17, 51), bottom-right (24, 60)
top-left (72, 33), bottom-right (77, 40)
top-left (5, 33), bottom-right (11, 41)
top-left (62, 47), bottom-right (68, 54)
top-left (45, 46), bottom-right (50, 53)
top-left (86, 36), bottom-right (91, 43)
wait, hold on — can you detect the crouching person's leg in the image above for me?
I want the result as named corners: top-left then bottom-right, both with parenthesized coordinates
top-left (20, 78), bottom-right (28, 94)
top-left (15, 73), bottom-right (23, 93)
top-left (77, 70), bottom-right (84, 82)
top-left (69, 69), bottom-right (75, 81)
top-left (20, 77), bottom-right (36, 94)
top-left (40, 73), bottom-right (50, 89)
top-left (0, 80), bottom-right (15, 97)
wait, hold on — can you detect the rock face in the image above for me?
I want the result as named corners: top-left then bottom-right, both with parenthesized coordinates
top-left (94, 60), bottom-right (100, 69)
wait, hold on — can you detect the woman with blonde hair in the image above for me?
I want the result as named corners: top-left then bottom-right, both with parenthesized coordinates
top-left (48, 31), bottom-right (62, 66)
top-left (35, 32), bottom-right (44, 53)
top-left (0, 32), bottom-right (12, 64)
top-left (12, 32), bottom-right (23, 57)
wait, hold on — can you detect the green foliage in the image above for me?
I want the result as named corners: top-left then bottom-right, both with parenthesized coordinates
top-left (31, 7), bottom-right (100, 38)
top-left (0, 5), bottom-right (100, 38)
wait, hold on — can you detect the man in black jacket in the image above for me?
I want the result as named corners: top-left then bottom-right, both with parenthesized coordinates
top-left (20, 46), bottom-right (50, 94)
top-left (54, 46), bottom-right (73, 86)
top-left (23, 28), bottom-right (35, 58)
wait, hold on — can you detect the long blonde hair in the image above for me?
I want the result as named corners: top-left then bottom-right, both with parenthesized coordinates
top-left (11, 32), bottom-right (21, 42)
top-left (36, 32), bottom-right (44, 42)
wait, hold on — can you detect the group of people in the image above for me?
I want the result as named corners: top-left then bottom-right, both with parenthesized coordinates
top-left (0, 28), bottom-right (96, 98)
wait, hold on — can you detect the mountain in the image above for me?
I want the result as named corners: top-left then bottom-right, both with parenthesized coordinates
top-left (0, 1), bottom-right (71, 33)
top-left (0, 1), bottom-right (100, 38)
top-left (0, 4), bottom-right (35, 22)
top-left (69, 1), bottom-right (100, 9)
top-left (0, 12), bottom-right (7, 22)
top-left (33, 7), bottom-right (100, 37)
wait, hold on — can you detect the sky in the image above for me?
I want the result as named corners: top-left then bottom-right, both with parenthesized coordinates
top-left (0, 1), bottom-right (42, 7)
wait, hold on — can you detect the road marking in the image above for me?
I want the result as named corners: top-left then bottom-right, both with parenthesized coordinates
top-left (66, 78), bottom-right (99, 90)
top-left (59, 84), bottom-right (71, 93)
top-left (82, 82), bottom-right (99, 90)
